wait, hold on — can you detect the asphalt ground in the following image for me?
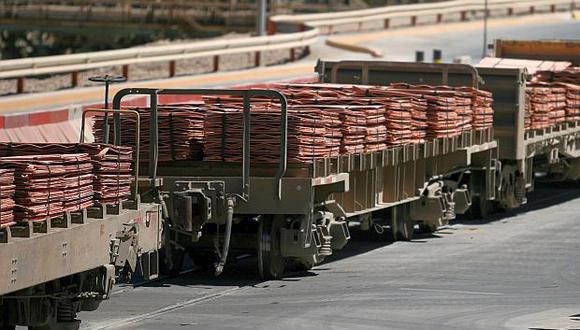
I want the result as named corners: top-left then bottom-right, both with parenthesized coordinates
top-left (79, 182), bottom-right (580, 330)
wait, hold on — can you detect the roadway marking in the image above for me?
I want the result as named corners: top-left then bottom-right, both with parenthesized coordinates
top-left (400, 287), bottom-right (503, 296)
top-left (89, 286), bottom-right (245, 329)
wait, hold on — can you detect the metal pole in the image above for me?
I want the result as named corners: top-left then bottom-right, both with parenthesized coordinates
top-left (482, 0), bottom-right (489, 58)
top-left (256, 0), bottom-right (267, 36)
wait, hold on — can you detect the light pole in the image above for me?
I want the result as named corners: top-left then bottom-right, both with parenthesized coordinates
top-left (482, 0), bottom-right (489, 58)
top-left (256, 0), bottom-right (267, 36)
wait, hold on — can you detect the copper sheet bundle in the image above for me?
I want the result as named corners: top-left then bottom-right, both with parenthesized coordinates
top-left (388, 84), bottom-right (462, 139)
top-left (536, 67), bottom-right (580, 85)
top-left (203, 105), bottom-right (341, 163)
top-left (83, 144), bottom-right (134, 205)
top-left (526, 83), bottom-right (567, 130)
top-left (0, 169), bottom-right (16, 228)
top-left (460, 87), bottom-right (494, 131)
top-left (270, 84), bottom-right (417, 147)
top-left (0, 143), bottom-right (134, 205)
top-left (563, 83), bottom-right (580, 122)
top-left (0, 153), bottom-right (93, 222)
top-left (93, 104), bottom-right (205, 161)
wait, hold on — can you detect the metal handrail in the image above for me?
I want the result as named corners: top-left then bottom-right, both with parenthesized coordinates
top-left (0, 29), bottom-right (319, 79)
top-left (272, 0), bottom-right (572, 26)
top-left (80, 108), bottom-right (141, 201)
top-left (111, 88), bottom-right (289, 201)
top-left (322, 60), bottom-right (482, 88)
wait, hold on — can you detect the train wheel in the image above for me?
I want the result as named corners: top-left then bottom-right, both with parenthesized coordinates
top-left (391, 205), bottom-right (415, 241)
top-left (158, 245), bottom-right (185, 276)
top-left (470, 195), bottom-right (492, 219)
top-left (188, 251), bottom-right (216, 272)
top-left (418, 223), bottom-right (438, 234)
top-left (257, 215), bottom-right (286, 280)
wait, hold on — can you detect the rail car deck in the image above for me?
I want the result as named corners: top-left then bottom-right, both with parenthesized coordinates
top-left (0, 202), bottom-right (161, 296)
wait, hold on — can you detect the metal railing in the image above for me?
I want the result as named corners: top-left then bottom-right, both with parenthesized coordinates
top-left (270, 0), bottom-right (575, 33)
top-left (0, 28), bottom-right (318, 93)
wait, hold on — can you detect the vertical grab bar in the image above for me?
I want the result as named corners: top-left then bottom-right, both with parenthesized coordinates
top-left (111, 88), bottom-right (289, 200)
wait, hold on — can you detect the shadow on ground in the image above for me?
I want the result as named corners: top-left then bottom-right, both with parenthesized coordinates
top-left (127, 181), bottom-right (580, 289)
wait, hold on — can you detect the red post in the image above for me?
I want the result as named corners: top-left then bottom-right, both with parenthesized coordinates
top-left (122, 65), bottom-right (129, 80)
top-left (384, 18), bottom-right (390, 29)
top-left (290, 48), bottom-right (296, 62)
top-left (507, 8), bottom-right (513, 16)
top-left (460, 11), bottom-right (467, 21)
top-left (530, 6), bottom-right (535, 14)
top-left (410, 15), bottom-right (417, 26)
top-left (550, 4), bottom-right (556, 13)
top-left (267, 20), bottom-right (276, 35)
top-left (213, 55), bottom-right (219, 72)
top-left (71, 71), bottom-right (78, 87)
top-left (16, 77), bottom-right (24, 94)
top-left (254, 51), bottom-right (261, 67)
top-left (299, 23), bottom-right (306, 32)
top-left (168, 60), bottom-right (176, 77)
top-left (437, 13), bottom-right (443, 23)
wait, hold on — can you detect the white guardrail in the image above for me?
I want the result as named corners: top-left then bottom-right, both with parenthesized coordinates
top-left (0, 0), bottom-right (575, 94)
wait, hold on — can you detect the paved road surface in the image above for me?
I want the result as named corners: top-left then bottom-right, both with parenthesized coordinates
top-left (79, 183), bottom-right (580, 330)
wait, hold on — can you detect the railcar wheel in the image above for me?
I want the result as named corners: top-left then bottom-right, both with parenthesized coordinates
top-left (418, 223), bottom-right (438, 234)
top-left (470, 195), bottom-right (493, 219)
top-left (391, 205), bottom-right (415, 241)
top-left (159, 245), bottom-right (185, 276)
top-left (257, 215), bottom-right (286, 280)
top-left (188, 251), bottom-right (216, 272)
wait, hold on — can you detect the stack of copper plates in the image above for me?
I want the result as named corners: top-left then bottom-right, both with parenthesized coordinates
top-left (536, 67), bottom-right (580, 85)
top-left (0, 153), bottom-right (93, 222)
top-left (0, 169), bottom-right (16, 228)
top-left (0, 143), bottom-right (134, 205)
top-left (389, 84), bottom-right (461, 139)
top-left (462, 87), bottom-right (495, 131)
top-left (271, 84), bottom-right (417, 147)
top-left (204, 105), bottom-right (341, 163)
top-left (83, 144), bottom-right (134, 204)
top-left (93, 104), bottom-right (205, 161)
top-left (564, 83), bottom-right (580, 122)
top-left (525, 83), bottom-right (567, 130)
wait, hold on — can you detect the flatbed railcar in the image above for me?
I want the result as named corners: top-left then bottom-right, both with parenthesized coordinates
top-left (316, 54), bottom-right (580, 214)
top-left (108, 71), bottom-right (497, 280)
top-left (0, 124), bottom-right (162, 330)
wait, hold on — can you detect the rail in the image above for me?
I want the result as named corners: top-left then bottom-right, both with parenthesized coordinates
top-left (0, 28), bottom-right (318, 82)
top-left (0, 0), bottom-right (574, 95)
top-left (270, 0), bottom-right (575, 33)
